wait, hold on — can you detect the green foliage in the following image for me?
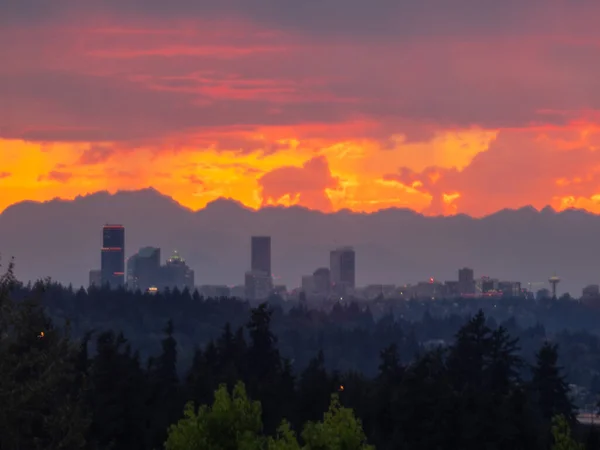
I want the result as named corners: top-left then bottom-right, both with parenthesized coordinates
top-left (267, 421), bottom-right (301, 450)
top-left (165, 382), bottom-right (264, 450)
top-left (302, 394), bottom-right (374, 450)
top-left (166, 383), bottom-right (374, 450)
top-left (552, 415), bottom-right (584, 450)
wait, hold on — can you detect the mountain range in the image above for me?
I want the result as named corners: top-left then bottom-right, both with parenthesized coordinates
top-left (0, 188), bottom-right (597, 296)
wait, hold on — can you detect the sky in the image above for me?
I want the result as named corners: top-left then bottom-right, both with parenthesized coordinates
top-left (2, 1), bottom-right (600, 217)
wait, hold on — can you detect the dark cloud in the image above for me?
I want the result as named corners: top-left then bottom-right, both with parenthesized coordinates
top-left (2, 1), bottom-right (600, 147)
top-left (0, 70), bottom-right (352, 142)
top-left (78, 145), bottom-right (117, 165)
top-left (3, 1), bottom-right (599, 40)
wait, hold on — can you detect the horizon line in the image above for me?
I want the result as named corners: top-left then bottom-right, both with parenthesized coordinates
top-left (0, 186), bottom-right (594, 220)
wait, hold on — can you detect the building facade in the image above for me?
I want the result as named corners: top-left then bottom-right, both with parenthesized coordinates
top-left (251, 236), bottom-right (271, 276)
top-left (127, 247), bottom-right (161, 292)
top-left (101, 224), bottom-right (125, 288)
top-left (458, 267), bottom-right (475, 295)
top-left (330, 247), bottom-right (355, 295)
top-left (159, 250), bottom-right (195, 292)
top-left (88, 269), bottom-right (102, 288)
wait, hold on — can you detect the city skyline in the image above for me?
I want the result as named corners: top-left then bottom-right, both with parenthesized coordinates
top-left (2, 188), bottom-right (597, 296)
top-left (89, 223), bottom-right (575, 301)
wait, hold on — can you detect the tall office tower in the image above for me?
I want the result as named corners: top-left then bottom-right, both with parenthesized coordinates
top-left (251, 236), bottom-right (271, 276)
top-left (160, 250), bottom-right (195, 292)
top-left (458, 267), bottom-right (475, 295)
top-left (127, 247), bottom-right (161, 291)
top-left (101, 224), bottom-right (125, 288)
top-left (330, 247), bottom-right (355, 294)
top-left (313, 267), bottom-right (332, 295)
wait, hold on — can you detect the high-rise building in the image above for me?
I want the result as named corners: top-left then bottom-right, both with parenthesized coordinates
top-left (245, 270), bottom-right (273, 301)
top-left (127, 247), bottom-right (161, 292)
top-left (312, 267), bottom-right (331, 295)
top-left (88, 269), bottom-right (102, 288)
top-left (101, 224), bottom-right (125, 288)
top-left (458, 267), bottom-right (475, 295)
top-left (159, 250), bottom-right (195, 292)
top-left (251, 236), bottom-right (271, 276)
top-left (330, 247), bottom-right (355, 294)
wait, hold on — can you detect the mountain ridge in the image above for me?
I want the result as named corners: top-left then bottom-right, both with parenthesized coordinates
top-left (0, 187), bottom-right (591, 220)
top-left (0, 188), bottom-right (597, 296)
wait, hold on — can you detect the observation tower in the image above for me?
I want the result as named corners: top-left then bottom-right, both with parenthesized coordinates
top-left (548, 275), bottom-right (561, 298)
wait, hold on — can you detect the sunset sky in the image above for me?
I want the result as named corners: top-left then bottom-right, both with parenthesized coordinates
top-left (2, 1), bottom-right (600, 217)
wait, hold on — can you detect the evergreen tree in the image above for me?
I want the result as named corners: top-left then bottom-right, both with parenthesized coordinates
top-left (552, 415), bottom-right (584, 450)
top-left (531, 342), bottom-right (577, 424)
top-left (146, 320), bottom-right (182, 449)
top-left (87, 331), bottom-right (147, 450)
top-left (246, 303), bottom-right (284, 433)
top-left (0, 265), bottom-right (90, 450)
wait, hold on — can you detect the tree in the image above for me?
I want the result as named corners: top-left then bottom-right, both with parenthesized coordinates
top-left (146, 319), bottom-right (182, 449)
top-left (246, 303), bottom-right (284, 433)
top-left (302, 393), bottom-right (374, 450)
top-left (87, 331), bottom-right (147, 450)
top-left (551, 415), bottom-right (584, 450)
top-left (531, 342), bottom-right (576, 424)
top-left (0, 262), bottom-right (90, 450)
top-left (165, 382), bottom-right (264, 450)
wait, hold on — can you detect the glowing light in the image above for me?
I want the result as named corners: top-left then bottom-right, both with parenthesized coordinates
top-left (38, 331), bottom-right (45, 339)
top-left (338, 385), bottom-right (345, 392)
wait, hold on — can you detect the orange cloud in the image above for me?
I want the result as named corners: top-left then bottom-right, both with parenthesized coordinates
top-left (3, 7), bottom-right (600, 217)
top-left (385, 127), bottom-right (600, 216)
top-left (37, 170), bottom-right (73, 183)
top-left (259, 156), bottom-right (340, 212)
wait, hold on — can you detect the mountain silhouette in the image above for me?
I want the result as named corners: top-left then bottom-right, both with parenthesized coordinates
top-left (0, 188), bottom-right (597, 296)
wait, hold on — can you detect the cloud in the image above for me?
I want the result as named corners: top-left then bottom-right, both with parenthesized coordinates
top-left (0, 172), bottom-right (11, 179)
top-left (3, 1), bottom-right (600, 40)
top-left (3, 1), bottom-right (600, 217)
top-left (78, 145), bottom-right (117, 165)
top-left (259, 156), bottom-right (340, 211)
top-left (385, 128), bottom-right (600, 216)
top-left (38, 170), bottom-right (73, 183)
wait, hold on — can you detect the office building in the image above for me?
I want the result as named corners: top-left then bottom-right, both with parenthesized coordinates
top-left (127, 247), bottom-right (161, 292)
top-left (101, 224), bottom-right (125, 289)
top-left (313, 267), bottom-right (332, 295)
top-left (330, 247), bottom-right (355, 295)
top-left (251, 236), bottom-right (271, 276)
top-left (88, 269), bottom-right (101, 288)
top-left (245, 270), bottom-right (273, 301)
top-left (159, 250), bottom-right (195, 292)
top-left (458, 267), bottom-right (475, 295)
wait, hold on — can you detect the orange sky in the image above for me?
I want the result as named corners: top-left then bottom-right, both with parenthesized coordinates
top-left (2, 2), bottom-right (600, 217)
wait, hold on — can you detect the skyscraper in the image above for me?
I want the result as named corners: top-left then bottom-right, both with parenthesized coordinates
top-left (159, 250), bottom-right (195, 291)
top-left (330, 247), bottom-right (355, 294)
top-left (458, 267), bottom-right (475, 295)
top-left (101, 224), bottom-right (125, 288)
top-left (251, 236), bottom-right (271, 276)
top-left (127, 247), bottom-right (161, 292)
